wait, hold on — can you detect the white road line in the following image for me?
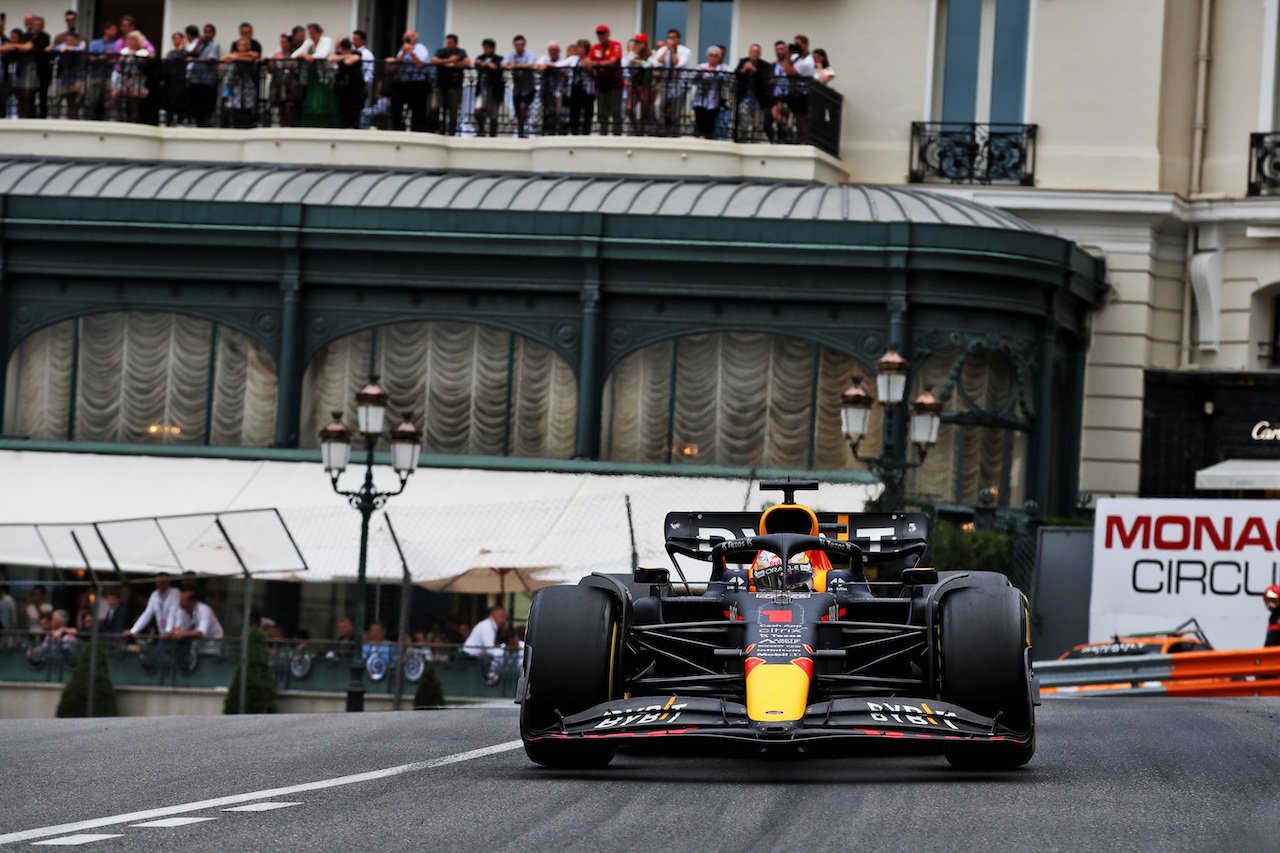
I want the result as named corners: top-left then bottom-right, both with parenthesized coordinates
top-left (0, 740), bottom-right (522, 847)
top-left (129, 817), bottom-right (217, 828)
top-left (31, 836), bottom-right (122, 847)
top-left (220, 803), bottom-right (300, 813)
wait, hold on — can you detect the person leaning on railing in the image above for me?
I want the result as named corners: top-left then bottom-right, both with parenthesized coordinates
top-left (186, 24), bottom-right (220, 126)
top-left (691, 46), bottom-right (728, 140)
top-left (472, 38), bottom-right (503, 138)
top-left (623, 34), bottom-right (654, 136)
top-left (221, 37), bottom-right (260, 128)
top-left (327, 38), bottom-right (366, 130)
top-left (53, 31), bottom-right (86, 120)
top-left (567, 39), bottom-right (594, 135)
top-left (269, 33), bottom-right (304, 128)
top-left (84, 23), bottom-right (118, 121)
top-left (584, 25), bottom-right (623, 136)
top-left (388, 28), bottom-right (430, 133)
top-left (111, 32), bottom-right (151, 124)
top-left (1, 28), bottom-right (37, 119)
top-left (430, 32), bottom-right (468, 136)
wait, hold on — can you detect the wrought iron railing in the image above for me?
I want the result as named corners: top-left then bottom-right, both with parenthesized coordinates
top-left (1248, 131), bottom-right (1280, 196)
top-left (0, 53), bottom-right (843, 156)
top-left (908, 121), bottom-right (1037, 185)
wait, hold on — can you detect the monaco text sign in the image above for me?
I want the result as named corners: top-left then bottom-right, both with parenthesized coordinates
top-left (1091, 498), bottom-right (1280, 650)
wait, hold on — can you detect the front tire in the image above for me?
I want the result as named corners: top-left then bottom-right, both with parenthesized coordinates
top-left (938, 585), bottom-right (1035, 771)
top-left (520, 585), bottom-right (620, 769)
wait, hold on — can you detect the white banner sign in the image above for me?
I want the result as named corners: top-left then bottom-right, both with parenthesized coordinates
top-left (1091, 498), bottom-right (1280, 650)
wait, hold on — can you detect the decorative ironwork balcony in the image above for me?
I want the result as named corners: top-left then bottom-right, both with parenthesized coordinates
top-left (1247, 132), bottom-right (1280, 196)
top-left (908, 122), bottom-right (1037, 186)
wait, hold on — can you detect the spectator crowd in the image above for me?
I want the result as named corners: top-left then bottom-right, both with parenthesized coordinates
top-left (0, 12), bottom-right (838, 143)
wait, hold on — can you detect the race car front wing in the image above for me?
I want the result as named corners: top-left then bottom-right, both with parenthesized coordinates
top-left (524, 696), bottom-right (1031, 747)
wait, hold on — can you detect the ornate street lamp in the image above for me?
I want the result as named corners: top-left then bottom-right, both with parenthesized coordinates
top-left (840, 346), bottom-right (943, 512)
top-left (320, 375), bottom-right (422, 712)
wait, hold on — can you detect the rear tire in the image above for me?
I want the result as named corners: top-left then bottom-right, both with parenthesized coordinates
top-left (520, 585), bottom-right (620, 769)
top-left (938, 586), bottom-right (1035, 771)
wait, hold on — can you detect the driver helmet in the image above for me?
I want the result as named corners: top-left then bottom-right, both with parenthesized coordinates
top-left (1265, 584), bottom-right (1280, 611)
top-left (753, 550), bottom-right (814, 592)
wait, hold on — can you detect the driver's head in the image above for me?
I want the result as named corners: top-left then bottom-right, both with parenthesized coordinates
top-left (1266, 584), bottom-right (1280, 611)
top-left (753, 551), bottom-right (814, 592)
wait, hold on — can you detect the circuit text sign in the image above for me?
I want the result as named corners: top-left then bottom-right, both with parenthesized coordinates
top-left (1091, 498), bottom-right (1280, 650)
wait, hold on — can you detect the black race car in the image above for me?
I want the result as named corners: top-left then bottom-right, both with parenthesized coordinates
top-left (517, 479), bottom-right (1038, 771)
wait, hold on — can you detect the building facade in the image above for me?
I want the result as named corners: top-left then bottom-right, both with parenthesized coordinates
top-left (10, 0), bottom-right (1278, 514)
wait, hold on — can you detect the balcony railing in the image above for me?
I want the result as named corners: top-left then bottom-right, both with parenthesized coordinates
top-left (0, 53), bottom-right (843, 156)
top-left (1248, 132), bottom-right (1280, 196)
top-left (908, 122), bottom-right (1037, 186)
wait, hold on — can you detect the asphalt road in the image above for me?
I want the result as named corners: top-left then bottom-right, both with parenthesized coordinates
top-left (2, 698), bottom-right (1278, 852)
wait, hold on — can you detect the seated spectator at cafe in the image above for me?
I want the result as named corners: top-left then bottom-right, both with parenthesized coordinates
top-left (100, 587), bottom-right (129, 635)
top-left (362, 620), bottom-right (391, 675)
top-left (28, 609), bottom-right (78, 663)
top-left (22, 584), bottom-right (47, 634)
top-left (0, 582), bottom-right (15, 631)
top-left (461, 606), bottom-right (505, 668)
top-left (166, 589), bottom-right (224, 653)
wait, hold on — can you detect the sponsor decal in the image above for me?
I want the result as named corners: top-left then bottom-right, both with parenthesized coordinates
top-left (593, 696), bottom-right (688, 729)
top-left (760, 609), bottom-right (794, 624)
top-left (1075, 642), bottom-right (1152, 656)
top-left (865, 701), bottom-right (960, 730)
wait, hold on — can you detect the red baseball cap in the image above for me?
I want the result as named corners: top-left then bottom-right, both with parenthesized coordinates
top-left (595, 24), bottom-right (610, 32)
top-left (634, 33), bottom-right (648, 43)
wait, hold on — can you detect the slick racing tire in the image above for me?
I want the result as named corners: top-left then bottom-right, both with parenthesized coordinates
top-left (938, 585), bottom-right (1035, 771)
top-left (520, 585), bottom-right (620, 769)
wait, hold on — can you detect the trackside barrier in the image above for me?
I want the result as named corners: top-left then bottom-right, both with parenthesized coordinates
top-left (1036, 647), bottom-right (1280, 697)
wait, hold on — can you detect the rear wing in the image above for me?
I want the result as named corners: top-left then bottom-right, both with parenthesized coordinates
top-left (663, 511), bottom-right (929, 558)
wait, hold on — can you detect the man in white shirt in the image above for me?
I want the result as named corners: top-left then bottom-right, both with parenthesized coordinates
top-left (168, 590), bottom-right (224, 653)
top-left (653, 28), bottom-right (692, 136)
top-left (352, 29), bottom-right (375, 86)
top-left (124, 572), bottom-right (180, 636)
top-left (462, 606), bottom-right (506, 653)
top-left (462, 606), bottom-right (507, 684)
top-left (537, 41), bottom-right (569, 135)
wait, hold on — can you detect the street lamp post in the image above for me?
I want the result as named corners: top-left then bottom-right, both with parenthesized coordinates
top-left (318, 376), bottom-right (423, 712)
top-left (840, 344), bottom-right (943, 512)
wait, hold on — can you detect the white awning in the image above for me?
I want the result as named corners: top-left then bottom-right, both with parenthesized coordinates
top-left (1195, 458), bottom-right (1280, 490)
top-left (0, 450), bottom-right (879, 584)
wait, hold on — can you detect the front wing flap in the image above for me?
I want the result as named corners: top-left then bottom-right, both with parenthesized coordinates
top-left (525, 696), bottom-right (1031, 746)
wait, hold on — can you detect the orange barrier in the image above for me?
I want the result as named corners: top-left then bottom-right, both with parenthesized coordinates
top-left (1037, 647), bottom-right (1280, 698)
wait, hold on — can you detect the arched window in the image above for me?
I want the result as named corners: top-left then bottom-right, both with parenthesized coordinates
top-left (300, 322), bottom-right (577, 458)
top-left (907, 347), bottom-right (1031, 507)
top-left (601, 331), bottom-right (881, 469)
top-left (3, 313), bottom-right (277, 445)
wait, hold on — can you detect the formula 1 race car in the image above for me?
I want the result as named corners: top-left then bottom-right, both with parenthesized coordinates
top-left (517, 479), bottom-right (1038, 771)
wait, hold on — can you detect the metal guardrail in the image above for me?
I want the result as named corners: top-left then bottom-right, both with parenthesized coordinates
top-left (0, 54), bottom-right (843, 156)
top-left (0, 632), bottom-right (520, 700)
top-left (908, 121), bottom-right (1037, 185)
top-left (1036, 647), bottom-right (1280, 697)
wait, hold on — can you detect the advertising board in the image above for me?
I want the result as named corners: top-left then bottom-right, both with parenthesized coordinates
top-left (1091, 498), bottom-right (1280, 650)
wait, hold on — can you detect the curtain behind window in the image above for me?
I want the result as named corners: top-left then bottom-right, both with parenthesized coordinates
top-left (602, 332), bottom-right (880, 470)
top-left (4, 313), bottom-right (277, 446)
top-left (300, 322), bottom-right (577, 458)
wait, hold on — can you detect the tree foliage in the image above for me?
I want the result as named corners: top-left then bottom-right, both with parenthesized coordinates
top-left (932, 521), bottom-right (1013, 575)
top-left (413, 660), bottom-right (447, 709)
top-left (224, 627), bottom-right (278, 714)
top-left (56, 641), bottom-right (119, 718)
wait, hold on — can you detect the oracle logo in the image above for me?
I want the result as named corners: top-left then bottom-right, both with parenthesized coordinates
top-left (1252, 420), bottom-right (1280, 440)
